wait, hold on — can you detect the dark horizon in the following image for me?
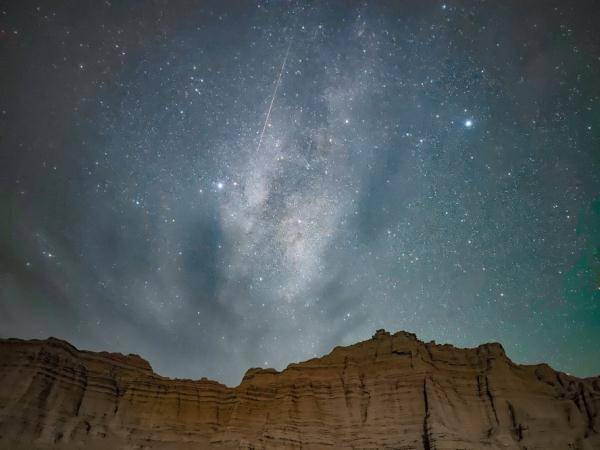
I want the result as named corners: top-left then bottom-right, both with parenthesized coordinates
top-left (4, 327), bottom-right (596, 389)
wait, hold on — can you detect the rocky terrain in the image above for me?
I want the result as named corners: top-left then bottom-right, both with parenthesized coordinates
top-left (0, 330), bottom-right (598, 449)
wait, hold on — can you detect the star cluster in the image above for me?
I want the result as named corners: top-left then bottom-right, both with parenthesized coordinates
top-left (1, 1), bottom-right (599, 386)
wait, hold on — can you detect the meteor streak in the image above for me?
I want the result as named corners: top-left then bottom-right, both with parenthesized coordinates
top-left (256, 38), bottom-right (293, 153)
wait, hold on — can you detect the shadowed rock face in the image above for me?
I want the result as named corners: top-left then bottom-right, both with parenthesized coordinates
top-left (0, 330), bottom-right (599, 450)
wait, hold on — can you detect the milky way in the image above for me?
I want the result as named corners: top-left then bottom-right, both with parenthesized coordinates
top-left (1, 1), bottom-right (599, 386)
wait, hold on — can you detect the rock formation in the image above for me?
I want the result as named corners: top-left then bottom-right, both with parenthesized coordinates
top-left (0, 330), bottom-right (598, 449)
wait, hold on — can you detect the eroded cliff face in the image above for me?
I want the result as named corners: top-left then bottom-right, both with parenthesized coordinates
top-left (0, 330), bottom-right (598, 450)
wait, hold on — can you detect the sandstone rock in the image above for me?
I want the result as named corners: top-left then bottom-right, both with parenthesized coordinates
top-left (0, 330), bottom-right (598, 449)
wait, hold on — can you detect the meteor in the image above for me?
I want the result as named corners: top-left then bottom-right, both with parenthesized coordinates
top-left (256, 38), bottom-right (293, 153)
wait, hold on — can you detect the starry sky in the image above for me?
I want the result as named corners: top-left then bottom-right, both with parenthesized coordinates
top-left (1, 1), bottom-right (599, 386)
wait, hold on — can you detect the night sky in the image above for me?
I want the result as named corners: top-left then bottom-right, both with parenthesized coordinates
top-left (1, 1), bottom-right (599, 387)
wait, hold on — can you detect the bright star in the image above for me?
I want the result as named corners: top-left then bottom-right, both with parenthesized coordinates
top-left (216, 182), bottom-right (224, 190)
top-left (464, 119), bottom-right (473, 128)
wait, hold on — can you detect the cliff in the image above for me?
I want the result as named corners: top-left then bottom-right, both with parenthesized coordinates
top-left (0, 330), bottom-right (598, 449)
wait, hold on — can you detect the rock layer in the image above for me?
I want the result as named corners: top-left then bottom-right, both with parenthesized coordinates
top-left (0, 330), bottom-right (598, 449)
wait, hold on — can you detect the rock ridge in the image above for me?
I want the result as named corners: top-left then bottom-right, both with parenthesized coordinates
top-left (0, 329), bottom-right (598, 449)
